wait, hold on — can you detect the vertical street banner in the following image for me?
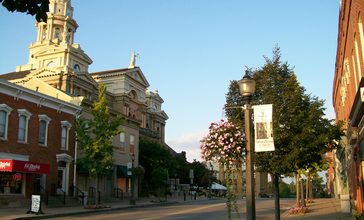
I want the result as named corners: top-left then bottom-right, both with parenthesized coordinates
top-left (252, 104), bottom-right (275, 152)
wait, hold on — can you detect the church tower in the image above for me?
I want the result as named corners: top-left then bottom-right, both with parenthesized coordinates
top-left (14, 0), bottom-right (97, 100)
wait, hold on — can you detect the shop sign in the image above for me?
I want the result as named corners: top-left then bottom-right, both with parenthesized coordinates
top-left (0, 160), bottom-right (12, 171)
top-left (0, 159), bottom-right (49, 174)
top-left (27, 195), bottom-right (44, 215)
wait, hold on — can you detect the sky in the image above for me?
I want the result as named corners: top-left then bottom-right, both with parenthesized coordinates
top-left (0, 1), bottom-right (340, 162)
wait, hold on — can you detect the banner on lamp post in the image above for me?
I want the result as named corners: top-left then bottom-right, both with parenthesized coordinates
top-left (252, 104), bottom-right (275, 152)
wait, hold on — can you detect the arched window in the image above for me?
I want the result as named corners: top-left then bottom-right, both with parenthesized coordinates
top-left (47, 61), bottom-right (56, 68)
top-left (55, 27), bottom-right (61, 40)
top-left (73, 64), bottom-right (81, 72)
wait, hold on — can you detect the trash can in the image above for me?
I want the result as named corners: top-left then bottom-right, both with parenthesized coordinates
top-left (82, 191), bottom-right (88, 206)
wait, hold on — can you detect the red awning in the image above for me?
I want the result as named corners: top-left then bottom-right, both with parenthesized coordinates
top-left (0, 159), bottom-right (50, 174)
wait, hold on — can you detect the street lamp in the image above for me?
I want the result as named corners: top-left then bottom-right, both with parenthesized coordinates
top-left (238, 70), bottom-right (256, 220)
top-left (129, 154), bottom-right (136, 205)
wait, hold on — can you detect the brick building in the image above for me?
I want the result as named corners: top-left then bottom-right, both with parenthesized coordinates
top-left (0, 78), bottom-right (81, 207)
top-left (332, 0), bottom-right (364, 214)
top-left (0, 0), bottom-right (169, 202)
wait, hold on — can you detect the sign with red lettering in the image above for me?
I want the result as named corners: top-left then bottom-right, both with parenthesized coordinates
top-left (0, 159), bottom-right (49, 174)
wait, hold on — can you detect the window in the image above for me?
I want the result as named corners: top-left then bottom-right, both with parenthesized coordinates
top-left (54, 27), bottom-right (61, 40)
top-left (38, 115), bottom-right (51, 146)
top-left (61, 121), bottom-right (72, 150)
top-left (119, 133), bottom-right (126, 148)
top-left (17, 109), bottom-right (31, 143)
top-left (130, 135), bottom-right (135, 145)
top-left (0, 172), bottom-right (23, 194)
top-left (73, 64), bottom-right (81, 72)
top-left (0, 104), bottom-right (12, 140)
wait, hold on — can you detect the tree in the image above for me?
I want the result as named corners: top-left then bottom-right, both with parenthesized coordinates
top-left (225, 46), bottom-right (342, 219)
top-left (151, 167), bottom-right (169, 200)
top-left (1, 0), bottom-right (49, 22)
top-left (139, 139), bottom-right (176, 195)
top-left (190, 160), bottom-right (210, 187)
top-left (76, 84), bottom-right (123, 205)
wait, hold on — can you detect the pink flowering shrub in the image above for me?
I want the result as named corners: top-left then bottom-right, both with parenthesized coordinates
top-left (288, 206), bottom-right (308, 215)
top-left (200, 120), bottom-right (246, 165)
top-left (200, 120), bottom-right (246, 219)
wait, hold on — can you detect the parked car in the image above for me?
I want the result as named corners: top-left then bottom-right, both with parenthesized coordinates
top-left (258, 192), bottom-right (270, 198)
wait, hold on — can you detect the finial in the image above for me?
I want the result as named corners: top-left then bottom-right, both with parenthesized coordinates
top-left (128, 51), bottom-right (139, 69)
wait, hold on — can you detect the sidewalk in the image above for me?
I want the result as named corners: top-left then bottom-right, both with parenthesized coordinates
top-left (0, 196), bottom-right (183, 220)
top-left (282, 198), bottom-right (355, 220)
top-left (0, 197), bottom-right (356, 220)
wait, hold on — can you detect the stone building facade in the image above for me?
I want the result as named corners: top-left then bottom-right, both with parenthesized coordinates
top-left (0, 0), bottom-right (168, 202)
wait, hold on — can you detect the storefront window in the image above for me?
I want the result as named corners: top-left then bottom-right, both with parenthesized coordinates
top-left (0, 172), bottom-right (23, 194)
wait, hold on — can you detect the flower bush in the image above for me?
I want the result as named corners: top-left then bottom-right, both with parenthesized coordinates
top-left (201, 120), bottom-right (246, 165)
top-left (200, 120), bottom-right (246, 219)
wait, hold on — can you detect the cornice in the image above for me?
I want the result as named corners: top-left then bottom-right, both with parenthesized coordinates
top-left (0, 79), bottom-right (81, 115)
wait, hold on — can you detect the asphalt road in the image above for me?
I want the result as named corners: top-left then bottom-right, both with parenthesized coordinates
top-left (52, 198), bottom-right (294, 220)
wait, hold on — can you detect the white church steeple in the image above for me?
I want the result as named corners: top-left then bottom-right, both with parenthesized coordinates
top-left (17, 0), bottom-right (92, 73)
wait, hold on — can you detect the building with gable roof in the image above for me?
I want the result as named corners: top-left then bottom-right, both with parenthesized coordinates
top-left (0, 0), bottom-right (168, 203)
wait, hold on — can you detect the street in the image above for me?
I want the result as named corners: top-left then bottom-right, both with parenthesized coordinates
top-left (51, 198), bottom-right (294, 220)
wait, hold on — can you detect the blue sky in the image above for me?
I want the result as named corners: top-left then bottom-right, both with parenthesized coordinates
top-left (0, 1), bottom-right (340, 162)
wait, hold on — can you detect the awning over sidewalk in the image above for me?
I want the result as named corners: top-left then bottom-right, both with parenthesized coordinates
top-left (0, 159), bottom-right (50, 174)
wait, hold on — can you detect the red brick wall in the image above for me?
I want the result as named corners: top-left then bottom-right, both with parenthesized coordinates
top-left (0, 92), bottom-right (76, 197)
top-left (333, 0), bottom-right (364, 123)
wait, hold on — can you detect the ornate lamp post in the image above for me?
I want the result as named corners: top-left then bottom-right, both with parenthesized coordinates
top-left (129, 154), bottom-right (136, 205)
top-left (238, 70), bottom-right (256, 220)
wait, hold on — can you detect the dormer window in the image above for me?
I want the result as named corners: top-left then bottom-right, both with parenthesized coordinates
top-left (47, 61), bottom-right (56, 68)
top-left (73, 64), bottom-right (81, 72)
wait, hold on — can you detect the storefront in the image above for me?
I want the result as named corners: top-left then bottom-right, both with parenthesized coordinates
top-left (0, 159), bottom-right (50, 196)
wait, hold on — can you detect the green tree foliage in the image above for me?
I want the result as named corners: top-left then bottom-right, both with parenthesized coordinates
top-left (76, 84), bottom-right (123, 204)
top-left (226, 46), bottom-right (342, 176)
top-left (151, 167), bottom-right (169, 198)
top-left (139, 139), bottom-right (210, 195)
top-left (1, 0), bottom-right (49, 22)
top-left (225, 46), bottom-right (342, 216)
top-left (139, 139), bottom-right (176, 193)
top-left (190, 160), bottom-right (210, 187)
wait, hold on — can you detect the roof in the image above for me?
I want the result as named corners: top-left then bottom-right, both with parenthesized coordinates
top-left (0, 70), bottom-right (31, 80)
top-left (90, 68), bottom-right (132, 76)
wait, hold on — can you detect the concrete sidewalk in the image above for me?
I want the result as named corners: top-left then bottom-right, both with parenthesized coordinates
top-left (0, 197), bottom-right (183, 220)
top-left (282, 198), bottom-right (355, 220)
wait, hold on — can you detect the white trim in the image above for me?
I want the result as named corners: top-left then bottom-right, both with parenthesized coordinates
top-left (0, 79), bottom-right (81, 115)
top-left (0, 104), bottom-right (12, 140)
top-left (61, 121), bottom-right (72, 150)
top-left (0, 153), bottom-right (29, 161)
top-left (38, 114), bottom-right (51, 146)
top-left (17, 109), bottom-right (32, 143)
top-left (56, 153), bottom-right (73, 163)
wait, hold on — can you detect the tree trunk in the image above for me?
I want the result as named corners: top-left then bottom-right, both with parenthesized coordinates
top-left (273, 173), bottom-right (280, 220)
top-left (300, 177), bottom-right (305, 207)
top-left (95, 175), bottom-right (99, 205)
top-left (296, 173), bottom-right (300, 207)
top-left (309, 176), bottom-right (313, 202)
top-left (305, 175), bottom-right (309, 203)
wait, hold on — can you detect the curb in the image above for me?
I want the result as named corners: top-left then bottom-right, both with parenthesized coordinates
top-left (13, 201), bottom-right (180, 220)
